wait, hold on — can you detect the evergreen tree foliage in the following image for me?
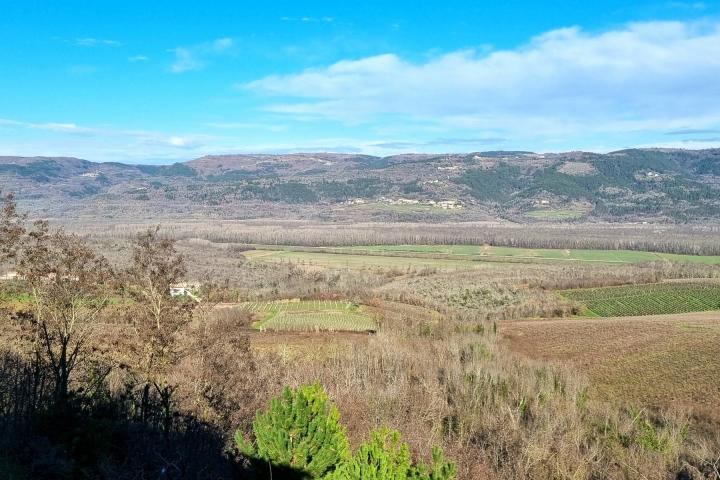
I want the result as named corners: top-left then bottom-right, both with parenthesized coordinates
top-left (236, 382), bottom-right (350, 478)
top-left (328, 427), bottom-right (456, 480)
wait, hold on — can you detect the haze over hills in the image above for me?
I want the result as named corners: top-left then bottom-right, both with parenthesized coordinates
top-left (2, 148), bottom-right (720, 222)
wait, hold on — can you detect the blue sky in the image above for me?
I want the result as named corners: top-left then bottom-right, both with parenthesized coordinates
top-left (1, 0), bottom-right (720, 163)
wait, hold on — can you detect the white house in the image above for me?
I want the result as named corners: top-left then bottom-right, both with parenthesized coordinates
top-left (0, 271), bottom-right (20, 281)
top-left (169, 282), bottom-right (201, 301)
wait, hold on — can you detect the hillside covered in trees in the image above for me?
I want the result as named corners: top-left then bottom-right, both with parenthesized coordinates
top-left (2, 148), bottom-right (720, 222)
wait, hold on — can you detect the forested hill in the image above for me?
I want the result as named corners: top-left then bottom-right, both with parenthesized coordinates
top-left (1, 148), bottom-right (719, 221)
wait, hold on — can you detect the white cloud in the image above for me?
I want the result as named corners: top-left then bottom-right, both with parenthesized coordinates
top-left (372, 137), bottom-right (506, 149)
top-left (169, 37), bottom-right (234, 73)
top-left (0, 119), bottom-right (24, 127)
top-left (0, 118), bottom-right (209, 153)
top-left (0, 117), bottom-right (396, 159)
top-left (244, 20), bottom-right (720, 137)
top-left (0, 119), bottom-right (98, 134)
top-left (170, 48), bottom-right (201, 73)
top-left (281, 16), bottom-right (334, 22)
top-left (74, 38), bottom-right (122, 47)
top-left (213, 38), bottom-right (233, 49)
top-left (128, 55), bottom-right (149, 62)
top-left (31, 123), bottom-right (92, 134)
top-left (203, 122), bottom-right (287, 132)
top-left (168, 136), bottom-right (187, 146)
top-left (665, 2), bottom-right (707, 10)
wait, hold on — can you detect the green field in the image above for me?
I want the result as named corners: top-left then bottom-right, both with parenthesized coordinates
top-left (561, 282), bottom-right (720, 317)
top-left (0, 290), bottom-right (32, 303)
top-left (243, 244), bottom-right (720, 269)
top-left (0, 289), bottom-right (32, 311)
top-left (341, 245), bottom-right (720, 264)
top-left (239, 299), bottom-right (377, 332)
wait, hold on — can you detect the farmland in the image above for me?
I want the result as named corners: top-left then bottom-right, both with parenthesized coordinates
top-left (502, 311), bottom-right (720, 416)
top-left (341, 244), bottom-right (720, 263)
top-left (341, 201), bottom-right (461, 215)
top-left (525, 206), bottom-right (590, 219)
top-left (0, 290), bottom-right (32, 313)
top-left (241, 249), bottom-right (483, 269)
top-left (239, 299), bottom-right (377, 332)
top-left (241, 244), bottom-right (720, 270)
top-left (561, 281), bottom-right (720, 316)
top-left (5, 217), bottom-right (720, 479)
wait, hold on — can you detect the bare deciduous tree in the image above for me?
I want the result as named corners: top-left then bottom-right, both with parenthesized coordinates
top-left (125, 227), bottom-right (196, 434)
top-left (0, 192), bottom-right (26, 264)
top-left (18, 225), bottom-right (112, 403)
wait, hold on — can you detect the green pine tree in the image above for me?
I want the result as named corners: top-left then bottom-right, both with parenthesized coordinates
top-left (236, 382), bottom-right (350, 478)
top-left (328, 427), bottom-right (456, 480)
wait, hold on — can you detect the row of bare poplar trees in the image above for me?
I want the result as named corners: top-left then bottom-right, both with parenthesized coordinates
top-left (75, 219), bottom-right (720, 255)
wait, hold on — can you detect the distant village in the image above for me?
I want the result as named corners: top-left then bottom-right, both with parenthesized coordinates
top-left (346, 197), bottom-right (463, 210)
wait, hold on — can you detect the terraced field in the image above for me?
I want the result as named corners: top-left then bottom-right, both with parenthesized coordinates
top-left (561, 282), bottom-right (720, 317)
top-left (239, 299), bottom-right (377, 332)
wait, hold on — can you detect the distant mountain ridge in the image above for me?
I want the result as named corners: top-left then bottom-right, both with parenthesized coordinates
top-left (1, 149), bottom-right (719, 222)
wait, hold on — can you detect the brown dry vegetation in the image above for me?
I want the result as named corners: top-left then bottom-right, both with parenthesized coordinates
top-left (65, 218), bottom-right (720, 255)
top-left (2, 196), bottom-right (720, 478)
top-left (242, 297), bottom-right (720, 479)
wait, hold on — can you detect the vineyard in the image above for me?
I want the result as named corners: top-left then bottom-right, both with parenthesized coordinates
top-left (561, 282), bottom-right (720, 317)
top-left (239, 299), bottom-right (377, 332)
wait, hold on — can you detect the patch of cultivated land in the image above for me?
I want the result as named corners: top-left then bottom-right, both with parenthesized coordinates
top-left (242, 249), bottom-right (484, 269)
top-left (342, 201), bottom-right (460, 214)
top-left (343, 244), bottom-right (720, 264)
top-left (525, 209), bottom-right (587, 220)
top-left (242, 244), bottom-right (720, 268)
top-left (502, 312), bottom-right (720, 417)
top-left (239, 299), bottom-right (377, 332)
top-left (561, 282), bottom-right (720, 316)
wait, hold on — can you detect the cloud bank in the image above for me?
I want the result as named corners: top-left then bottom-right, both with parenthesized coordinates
top-left (245, 21), bottom-right (720, 137)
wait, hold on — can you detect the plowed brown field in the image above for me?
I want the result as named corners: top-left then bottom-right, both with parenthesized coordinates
top-left (502, 311), bottom-right (720, 419)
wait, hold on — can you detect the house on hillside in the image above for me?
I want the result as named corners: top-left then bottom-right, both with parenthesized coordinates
top-left (437, 200), bottom-right (462, 210)
top-left (169, 282), bottom-right (201, 301)
top-left (0, 271), bottom-right (20, 281)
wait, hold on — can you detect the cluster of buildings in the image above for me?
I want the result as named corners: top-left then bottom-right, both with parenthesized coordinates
top-left (366, 197), bottom-right (464, 210)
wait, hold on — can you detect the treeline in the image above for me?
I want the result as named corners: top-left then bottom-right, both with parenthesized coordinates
top-left (77, 220), bottom-right (720, 256)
